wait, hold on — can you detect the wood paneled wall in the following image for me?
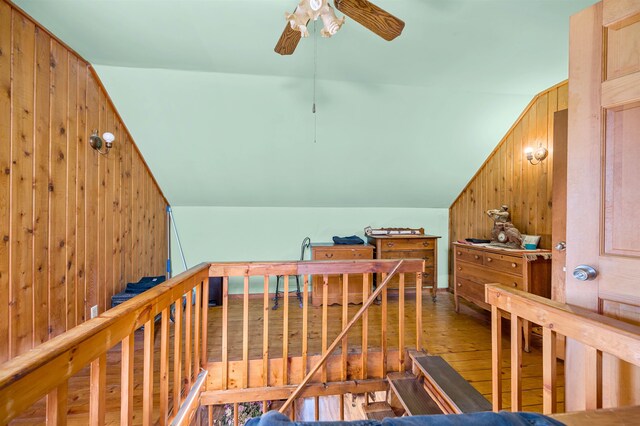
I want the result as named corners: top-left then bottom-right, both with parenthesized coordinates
top-left (0, 1), bottom-right (169, 362)
top-left (448, 82), bottom-right (568, 288)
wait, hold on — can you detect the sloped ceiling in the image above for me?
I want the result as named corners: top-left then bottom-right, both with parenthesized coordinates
top-left (15, 0), bottom-right (595, 208)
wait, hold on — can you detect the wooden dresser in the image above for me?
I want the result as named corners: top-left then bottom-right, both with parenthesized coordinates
top-left (310, 243), bottom-right (374, 306)
top-left (453, 242), bottom-right (551, 350)
top-left (366, 235), bottom-right (440, 301)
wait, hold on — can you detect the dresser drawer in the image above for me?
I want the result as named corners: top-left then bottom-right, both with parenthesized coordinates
top-left (454, 247), bottom-right (483, 265)
top-left (483, 253), bottom-right (523, 276)
top-left (455, 277), bottom-right (489, 309)
top-left (381, 249), bottom-right (434, 265)
top-left (380, 238), bottom-right (435, 251)
top-left (313, 248), bottom-right (371, 260)
top-left (455, 262), bottom-right (524, 290)
top-left (421, 267), bottom-right (435, 284)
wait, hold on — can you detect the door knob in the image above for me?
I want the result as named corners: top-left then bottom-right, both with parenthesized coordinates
top-left (573, 265), bottom-right (597, 281)
top-left (555, 241), bottom-right (566, 251)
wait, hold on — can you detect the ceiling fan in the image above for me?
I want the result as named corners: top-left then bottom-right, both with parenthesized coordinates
top-left (274, 0), bottom-right (405, 55)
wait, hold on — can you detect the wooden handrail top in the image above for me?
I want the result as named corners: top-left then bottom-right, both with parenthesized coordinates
top-left (486, 284), bottom-right (640, 367)
top-left (0, 263), bottom-right (210, 423)
top-left (208, 259), bottom-right (425, 277)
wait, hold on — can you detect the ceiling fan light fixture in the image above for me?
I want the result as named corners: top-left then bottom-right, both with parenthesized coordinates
top-left (286, 0), bottom-right (345, 39)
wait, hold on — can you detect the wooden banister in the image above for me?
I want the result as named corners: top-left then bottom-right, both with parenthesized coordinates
top-left (279, 260), bottom-right (405, 414)
top-left (0, 263), bottom-right (210, 425)
top-left (486, 284), bottom-right (640, 415)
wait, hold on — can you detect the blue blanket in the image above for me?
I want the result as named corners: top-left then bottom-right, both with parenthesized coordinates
top-left (246, 410), bottom-right (564, 426)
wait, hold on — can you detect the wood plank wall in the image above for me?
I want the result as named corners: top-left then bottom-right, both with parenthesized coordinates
top-left (0, 0), bottom-right (169, 362)
top-left (448, 82), bottom-right (568, 289)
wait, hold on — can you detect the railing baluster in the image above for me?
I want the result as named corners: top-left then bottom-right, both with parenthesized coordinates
top-left (416, 272), bottom-right (423, 351)
top-left (382, 272), bottom-right (388, 377)
top-left (302, 275), bottom-right (309, 376)
top-left (283, 275), bottom-right (289, 385)
top-left (314, 396), bottom-right (320, 420)
top-left (173, 297), bottom-right (183, 416)
top-left (222, 276), bottom-right (229, 390)
top-left (542, 327), bottom-right (557, 414)
top-left (243, 275), bottom-right (250, 388)
top-left (90, 353), bottom-right (107, 426)
top-left (510, 315), bottom-right (522, 412)
top-left (263, 275), bottom-right (270, 392)
top-left (491, 306), bottom-right (502, 412)
top-left (322, 274), bottom-right (329, 383)
top-left (46, 379), bottom-right (67, 425)
top-left (202, 278), bottom-right (209, 366)
top-left (585, 345), bottom-right (602, 410)
top-left (185, 289), bottom-right (193, 390)
top-left (143, 319), bottom-right (155, 426)
top-left (399, 272), bottom-right (405, 371)
top-left (340, 395), bottom-right (345, 420)
top-left (194, 283), bottom-right (202, 378)
top-left (362, 273), bottom-right (369, 379)
top-left (160, 307), bottom-right (170, 425)
top-left (233, 402), bottom-right (239, 426)
top-left (342, 273), bottom-right (348, 381)
top-left (121, 333), bottom-right (135, 425)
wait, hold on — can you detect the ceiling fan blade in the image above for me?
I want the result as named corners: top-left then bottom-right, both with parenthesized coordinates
top-left (275, 22), bottom-right (302, 55)
top-left (334, 0), bottom-right (405, 41)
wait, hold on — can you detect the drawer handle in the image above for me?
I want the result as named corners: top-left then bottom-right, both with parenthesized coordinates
top-left (457, 282), bottom-right (461, 287)
top-left (457, 251), bottom-right (461, 255)
top-left (486, 257), bottom-right (492, 262)
top-left (512, 283), bottom-right (518, 288)
top-left (422, 242), bottom-right (430, 247)
top-left (457, 267), bottom-right (462, 271)
top-left (511, 263), bottom-right (517, 268)
top-left (325, 253), bottom-right (334, 258)
top-left (387, 242), bottom-right (395, 248)
top-left (474, 255), bottom-right (479, 259)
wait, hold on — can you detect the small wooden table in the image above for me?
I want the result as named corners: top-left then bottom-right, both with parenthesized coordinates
top-left (310, 243), bottom-right (374, 306)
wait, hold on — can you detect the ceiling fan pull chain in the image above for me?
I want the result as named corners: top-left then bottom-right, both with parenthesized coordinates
top-left (313, 19), bottom-right (318, 143)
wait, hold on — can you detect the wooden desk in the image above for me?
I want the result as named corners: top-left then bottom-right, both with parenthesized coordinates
top-left (310, 243), bottom-right (374, 306)
top-left (366, 234), bottom-right (440, 301)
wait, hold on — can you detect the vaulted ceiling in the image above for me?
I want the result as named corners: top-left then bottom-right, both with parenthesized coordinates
top-left (15, 0), bottom-right (595, 208)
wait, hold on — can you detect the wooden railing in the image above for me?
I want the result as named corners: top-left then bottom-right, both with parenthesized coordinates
top-left (0, 259), bottom-right (426, 424)
top-left (279, 260), bottom-right (404, 414)
top-left (0, 263), bottom-right (210, 426)
top-left (486, 284), bottom-right (640, 414)
top-left (203, 259), bottom-right (426, 421)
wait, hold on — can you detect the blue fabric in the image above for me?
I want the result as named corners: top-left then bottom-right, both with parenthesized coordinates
top-left (246, 410), bottom-right (565, 426)
top-left (332, 235), bottom-right (365, 245)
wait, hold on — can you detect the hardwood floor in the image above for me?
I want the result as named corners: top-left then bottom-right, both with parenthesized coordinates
top-left (9, 292), bottom-right (563, 424)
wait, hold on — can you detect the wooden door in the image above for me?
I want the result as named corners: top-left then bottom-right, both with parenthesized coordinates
top-left (566, 0), bottom-right (640, 411)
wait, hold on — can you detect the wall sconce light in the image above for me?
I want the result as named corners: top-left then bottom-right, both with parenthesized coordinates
top-left (89, 130), bottom-right (115, 155)
top-left (524, 145), bottom-right (548, 165)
